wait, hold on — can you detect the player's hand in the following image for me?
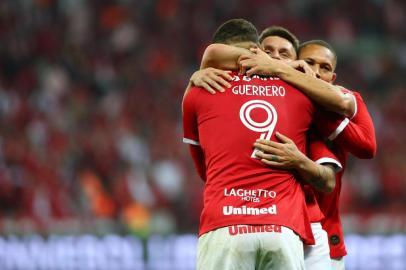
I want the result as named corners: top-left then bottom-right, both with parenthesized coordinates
top-left (238, 48), bottom-right (287, 77)
top-left (288, 60), bottom-right (316, 77)
top-left (238, 48), bottom-right (273, 76)
top-left (253, 132), bottom-right (306, 170)
top-left (190, 68), bottom-right (232, 94)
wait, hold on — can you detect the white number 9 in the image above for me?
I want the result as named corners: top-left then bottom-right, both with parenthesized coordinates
top-left (239, 100), bottom-right (278, 158)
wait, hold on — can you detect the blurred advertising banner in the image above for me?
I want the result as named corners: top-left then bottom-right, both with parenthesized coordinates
top-left (0, 234), bottom-right (405, 270)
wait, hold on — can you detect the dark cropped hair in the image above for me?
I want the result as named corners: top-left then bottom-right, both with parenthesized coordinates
top-left (259, 26), bottom-right (299, 52)
top-left (299, 39), bottom-right (337, 67)
top-left (212, 18), bottom-right (259, 45)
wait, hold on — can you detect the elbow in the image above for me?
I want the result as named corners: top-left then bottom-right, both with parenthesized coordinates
top-left (312, 164), bottom-right (336, 193)
top-left (321, 166), bottom-right (336, 193)
top-left (366, 146), bottom-right (377, 159)
top-left (363, 142), bottom-right (377, 159)
top-left (332, 90), bottom-right (355, 118)
top-left (201, 44), bottom-right (221, 69)
top-left (354, 140), bottom-right (377, 159)
top-left (339, 99), bottom-right (355, 118)
top-left (313, 174), bottom-right (336, 193)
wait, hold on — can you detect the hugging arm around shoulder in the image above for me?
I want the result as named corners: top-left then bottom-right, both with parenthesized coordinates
top-left (200, 43), bottom-right (248, 70)
top-left (278, 69), bottom-right (356, 117)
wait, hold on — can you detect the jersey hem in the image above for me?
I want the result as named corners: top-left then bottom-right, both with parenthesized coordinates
top-left (199, 220), bottom-right (315, 245)
top-left (183, 137), bottom-right (200, 145)
top-left (330, 249), bottom-right (347, 259)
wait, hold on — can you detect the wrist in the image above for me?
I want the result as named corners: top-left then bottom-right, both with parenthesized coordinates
top-left (295, 152), bottom-right (309, 171)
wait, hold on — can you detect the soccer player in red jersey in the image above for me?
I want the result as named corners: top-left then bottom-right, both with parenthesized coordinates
top-left (300, 40), bottom-right (376, 269)
top-left (183, 19), bottom-right (341, 270)
top-left (192, 30), bottom-right (376, 270)
top-left (248, 40), bottom-right (376, 270)
top-left (190, 27), bottom-right (347, 270)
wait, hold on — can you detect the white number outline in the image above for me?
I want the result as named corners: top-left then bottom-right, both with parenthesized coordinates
top-left (239, 100), bottom-right (278, 158)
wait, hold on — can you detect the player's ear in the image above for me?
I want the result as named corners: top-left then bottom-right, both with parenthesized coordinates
top-left (331, 72), bottom-right (337, 83)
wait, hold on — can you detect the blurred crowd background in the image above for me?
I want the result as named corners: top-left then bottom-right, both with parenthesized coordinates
top-left (0, 0), bottom-right (405, 237)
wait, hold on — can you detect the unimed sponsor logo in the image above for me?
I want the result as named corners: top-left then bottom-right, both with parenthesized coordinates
top-left (228, 224), bottom-right (282, 235)
top-left (223, 205), bottom-right (277, 216)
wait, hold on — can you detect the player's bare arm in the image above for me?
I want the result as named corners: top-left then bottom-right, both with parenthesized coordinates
top-left (190, 68), bottom-right (232, 94)
top-left (254, 132), bottom-right (336, 193)
top-left (200, 43), bottom-right (252, 70)
top-left (182, 68), bottom-right (233, 111)
top-left (239, 48), bottom-right (356, 118)
top-left (238, 49), bottom-right (315, 77)
top-left (192, 44), bottom-right (310, 94)
top-left (183, 43), bottom-right (251, 97)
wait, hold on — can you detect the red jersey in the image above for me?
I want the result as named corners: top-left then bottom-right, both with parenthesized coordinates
top-left (183, 74), bottom-right (336, 245)
top-left (315, 91), bottom-right (376, 258)
top-left (305, 133), bottom-right (342, 223)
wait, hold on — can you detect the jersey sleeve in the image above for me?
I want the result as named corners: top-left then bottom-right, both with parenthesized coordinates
top-left (182, 88), bottom-right (206, 180)
top-left (313, 90), bottom-right (376, 159)
top-left (313, 108), bottom-right (348, 141)
top-left (307, 131), bottom-right (342, 172)
top-left (312, 90), bottom-right (356, 140)
top-left (334, 91), bottom-right (377, 159)
top-left (182, 88), bottom-right (200, 146)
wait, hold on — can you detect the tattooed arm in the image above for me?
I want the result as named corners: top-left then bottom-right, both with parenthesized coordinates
top-left (254, 132), bottom-right (339, 193)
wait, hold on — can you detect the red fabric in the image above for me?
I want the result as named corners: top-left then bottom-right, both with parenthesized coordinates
top-left (181, 73), bottom-right (345, 245)
top-left (306, 132), bottom-right (341, 223)
top-left (317, 90), bottom-right (376, 258)
top-left (188, 145), bottom-right (207, 181)
top-left (316, 153), bottom-right (348, 258)
top-left (335, 91), bottom-right (377, 159)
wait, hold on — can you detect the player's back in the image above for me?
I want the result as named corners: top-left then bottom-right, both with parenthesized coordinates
top-left (183, 73), bottom-right (317, 244)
